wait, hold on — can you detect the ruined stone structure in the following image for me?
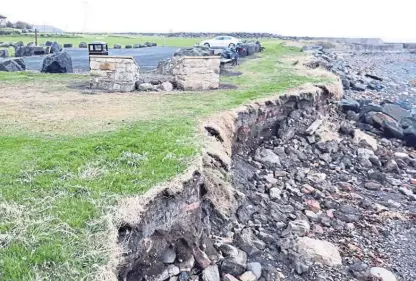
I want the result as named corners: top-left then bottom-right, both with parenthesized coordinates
top-left (157, 56), bottom-right (221, 90)
top-left (89, 56), bottom-right (139, 92)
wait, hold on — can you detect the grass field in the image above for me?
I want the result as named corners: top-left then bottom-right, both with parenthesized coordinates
top-left (0, 34), bottom-right (203, 48)
top-left (0, 41), bottom-right (326, 281)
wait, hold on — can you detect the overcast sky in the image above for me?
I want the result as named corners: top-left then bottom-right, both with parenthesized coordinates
top-left (2, 0), bottom-right (416, 42)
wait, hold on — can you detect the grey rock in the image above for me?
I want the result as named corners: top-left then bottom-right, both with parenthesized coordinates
top-left (263, 266), bottom-right (282, 281)
top-left (125, 44), bottom-right (133, 49)
top-left (306, 135), bottom-right (316, 144)
top-left (295, 237), bottom-right (342, 266)
top-left (305, 210), bottom-right (319, 221)
top-left (269, 188), bottom-right (281, 199)
top-left (149, 265), bottom-right (180, 281)
top-left (247, 262), bottom-right (262, 279)
top-left (219, 244), bottom-right (239, 257)
top-left (358, 148), bottom-right (375, 159)
top-left (239, 271), bottom-right (257, 281)
top-left (385, 160), bottom-right (399, 173)
top-left (114, 44), bottom-right (122, 49)
top-left (382, 103), bottom-right (410, 123)
top-left (368, 171), bottom-right (386, 183)
top-left (138, 82), bottom-right (156, 91)
top-left (340, 121), bottom-right (355, 136)
top-left (386, 177), bottom-right (401, 186)
top-left (305, 119), bottom-right (323, 135)
top-left (179, 256), bottom-right (195, 271)
top-left (254, 148), bottom-right (281, 167)
top-left (50, 42), bottom-right (62, 53)
top-left (79, 42), bottom-right (87, 48)
top-left (360, 158), bottom-right (373, 168)
top-left (0, 58), bottom-right (26, 72)
top-left (351, 82), bottom-right (366, 91)
top-left (162, 247), bottom-right (176, 264)
top-left (161, 81), bottom-right (174, 91)
top-left (263, 174), bottom-right (277, 184)
top-left (223, 274), bottom-right (239, 281)
top-left (175, 46), bottom-right (212, 56)
top-left (41, 52), bottom-right (73, 73)
top-left (202, 265), bottom-right (220, 281)
top-left (364, 181), bottom-right (382, 191)
top-left (394, 152), bottom-right (409, 159)
top-left (335, 205), bottom-right (360, 222)
top-left (370, 267), bottom-right (397, 281)
top-left (399, 187), bottom-right (415, 199)
top-left (221, 249), bottom-right (247, 276)
top-left (0, 49), bottom-right (9, 58)
top-left (369, 155), bottom-right (382, 167)
top-left (14, 46), bottom-right (35, 57)
top-left (349, 262), bottom-right (370, 279)
top-left (346, 110), bottom-right (359, 121)
top-left (63, 43), bottom-right (73, 48)
top-left (282, 220), bottom-right (310, 237)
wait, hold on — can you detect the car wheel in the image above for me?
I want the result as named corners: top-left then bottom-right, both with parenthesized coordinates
top-left (229, 43), bottom-right (235, 48)
top-left (204, 43), bottom-right (210, 48)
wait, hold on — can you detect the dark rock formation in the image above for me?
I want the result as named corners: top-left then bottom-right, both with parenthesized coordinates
top-left (41, 51), bottom-right (73, 73)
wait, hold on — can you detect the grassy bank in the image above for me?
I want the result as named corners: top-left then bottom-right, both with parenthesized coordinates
top-left (0, 41), bottom-right (325, 281)
top-left (0, 34), bottom-right (202, 48)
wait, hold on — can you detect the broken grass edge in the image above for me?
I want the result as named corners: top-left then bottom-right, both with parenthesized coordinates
top-left (93, 79), bottom-right (343, 281)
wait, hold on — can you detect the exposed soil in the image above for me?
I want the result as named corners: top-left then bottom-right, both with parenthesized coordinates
top-left (116, 75), bottom-right (415, 281)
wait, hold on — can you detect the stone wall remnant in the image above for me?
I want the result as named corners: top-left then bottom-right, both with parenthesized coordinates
top-left (89, 55), bottom-right (140, 92)
top-left (156, 56), bottom-right (220, 91)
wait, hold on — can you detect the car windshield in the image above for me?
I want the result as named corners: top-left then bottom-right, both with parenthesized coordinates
top-left (215, 37), bottom-right (223, 40)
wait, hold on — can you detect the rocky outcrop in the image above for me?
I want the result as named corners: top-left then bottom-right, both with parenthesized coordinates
top-left (0, 58), bottom-right (26, 72)
top-left (41, 51), bottom-right (73, 73)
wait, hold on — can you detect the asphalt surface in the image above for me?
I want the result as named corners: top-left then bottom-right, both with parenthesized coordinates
top-left (21, 47), bottom-right (179, 72)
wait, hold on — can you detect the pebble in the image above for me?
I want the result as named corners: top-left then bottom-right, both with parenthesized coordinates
top-left (305, 210), bottom-right (319, 221)
top-left (399, 187), bottom-right (413, 197)
top-left (269, 188), bottom-right (282, 199)
top-left (364, 181), bottom-right (382, 191)
top-left (223, 274), bottom-right (239, 281)
top-left (162, 247), bottom-right (177, 264)
top-left (306, 199), bottom-right (321, 213)
top-left (264, 174), bottom-right (278, 184)
top-left (202, 265), bottom-right (220, 281)
top-left (240, 271), bottom-right (257, 281)
top-left (394, 152), bottom-right (409, 159)
top-left (301, 184), bottom-right (315, 194)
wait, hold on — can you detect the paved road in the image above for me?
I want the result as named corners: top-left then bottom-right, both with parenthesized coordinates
top-left (22, 47), bottom-right (178, 72)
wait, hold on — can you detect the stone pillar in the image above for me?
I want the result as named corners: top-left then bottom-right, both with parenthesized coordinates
top-left (89, 56), bottom-right (140, 92)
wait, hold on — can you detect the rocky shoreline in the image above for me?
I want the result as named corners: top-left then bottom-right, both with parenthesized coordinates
top-left (307, 46), bottom-right (416, 148)
top-left (115, 45), bottom-right (416, 281)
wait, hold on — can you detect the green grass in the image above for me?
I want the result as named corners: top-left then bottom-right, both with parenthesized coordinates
top-left (0, 42), bottom-right (325, 281)
top-left (0, 71), bottom-right (88, 84)
top-left (0, 34), bottom-right (202, 48)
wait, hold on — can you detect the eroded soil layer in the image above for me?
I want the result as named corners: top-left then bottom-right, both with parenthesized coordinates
top-left (117, 83), bottom-right (415, 281)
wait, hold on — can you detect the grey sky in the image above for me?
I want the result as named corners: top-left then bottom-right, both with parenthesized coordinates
top-left (2, 0), bottom-right (416, 42)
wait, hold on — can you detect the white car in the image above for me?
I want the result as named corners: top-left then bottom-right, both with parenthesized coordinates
top-left (200, 36), bottom-right (241, 48)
